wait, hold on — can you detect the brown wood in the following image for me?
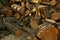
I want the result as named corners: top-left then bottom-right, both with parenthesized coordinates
top-left (51, 12), bottom-right (60, 20)
top-left (15, 29), bottom-right (22, 36)
top-left (40, 7), bottom-right (50, 19)
top-left (35, 12), bottom-right (41, 19)
top-left (4, 21), bottom-right (23, 36)
top-left (30, 18), bottom-right (39, 29)
top-left (6, 10), bottom-right (13, 17)
top-left (37, 25), bottom-right (58, 40)
top-left (40, 0), bottom-right (56, 6)
top-left (32, 0), bottom-right (39, 3)
top-left (50, 0), bottom-right (57, 6)
top-left (11, 4), bottom-right (25, 15)
top-left (56, 3), bottom-right (60, 10)
top-left (18, 7), bottom-right (25, 14)
top-left (14, 13), bottom-right (20, 19)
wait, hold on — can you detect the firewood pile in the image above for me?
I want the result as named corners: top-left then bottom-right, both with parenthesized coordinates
top-left (0, 0), bottom-right (60, 40)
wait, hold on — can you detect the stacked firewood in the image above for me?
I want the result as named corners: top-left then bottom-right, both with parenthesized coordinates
top-left (0, 0), bottom-right (60, 40)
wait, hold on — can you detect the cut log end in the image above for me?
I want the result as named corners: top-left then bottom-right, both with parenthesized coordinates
top-left (51, 12), bottom-right (60, 20)
top-left (15, 30), bottom-right (22, 36)
top-left (14, 13), bottom-right (20, 19)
